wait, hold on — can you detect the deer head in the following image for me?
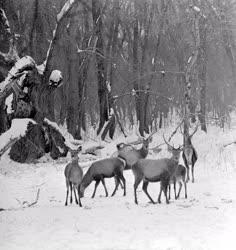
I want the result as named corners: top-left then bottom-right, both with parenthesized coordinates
top-left (163, 134), bottom-right (182, 162)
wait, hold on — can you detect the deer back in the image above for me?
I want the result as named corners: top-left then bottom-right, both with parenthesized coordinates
top-left (91, 158), bottom-right (124, 177)
top-left (134, 158), bottom-right (176, 180)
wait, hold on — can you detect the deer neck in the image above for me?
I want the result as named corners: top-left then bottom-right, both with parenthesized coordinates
top-left (139, 146), bottom-right (148, 158)
top-left (71, 158), bottom-right (79, 165)
top-left (170, 156), bottom-right (179, 164)
top-left (81, 169), bottom-right (92, 189)
top-left (184, 135), bottom-right (192, 146)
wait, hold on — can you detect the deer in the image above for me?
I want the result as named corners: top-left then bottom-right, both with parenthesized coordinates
top-left (80, 157), bottom-right (126, 198)
top-left (113, 131), bottom-right (157, 189)
top-left (181, 125), bottom-right (198, 183)
top-left (131, 135), bottom-right (182, 205)
top-left (64, 146), bottom-right (83, 206)
top-left (116, 131), bottom-right (156, 170)
top-left (168, 164), bottom-right (187, 200)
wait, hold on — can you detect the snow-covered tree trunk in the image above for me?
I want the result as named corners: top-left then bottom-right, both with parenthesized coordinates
top-left (184, 5), bottom-right (201, 136)
top-left (198, 14), bottom-right (207, 132)
top-left (132, 1), bottom-right (142, 135)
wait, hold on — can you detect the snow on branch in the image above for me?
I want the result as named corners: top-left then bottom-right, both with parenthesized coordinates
top-left (0, 8), bottom-right (11, 36)
top-left (0, 8), bottom-right (19, 63)
top-left (193, 6), bottom-right (200, 13)
top-left (57, 0), bottom-right (75, 22)
top-left (0, 119), bottom-right (36, 157)
top-left (0, 56), bottom-right (36, 101)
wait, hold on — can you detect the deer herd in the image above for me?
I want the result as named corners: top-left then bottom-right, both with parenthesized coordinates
top-left (64, 126), bottom-right (198, 207)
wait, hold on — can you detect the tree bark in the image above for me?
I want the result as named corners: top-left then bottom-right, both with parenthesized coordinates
top-left (184, 6), bottom-right (201, 136)
top-left (92, 0), bottom-right (110, 136)
top-left (198, 15), bottom-right (207, 132)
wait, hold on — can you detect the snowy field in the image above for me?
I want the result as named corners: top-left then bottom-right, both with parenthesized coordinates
top-left (1, 122), bottom-right (236, 250)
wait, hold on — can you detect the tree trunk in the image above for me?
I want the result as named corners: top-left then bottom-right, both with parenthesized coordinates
top-left (132, 1), bottom-right (142, 135)
top-left (184, 6), bottom-right (201, 136)
top-left (198, 15), bottom-right (207, 132)
top-left (92, 0), bottom-right (110, 136)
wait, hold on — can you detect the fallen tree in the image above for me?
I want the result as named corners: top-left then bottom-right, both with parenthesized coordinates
top-left (0, 1), bottom-right (81, 162)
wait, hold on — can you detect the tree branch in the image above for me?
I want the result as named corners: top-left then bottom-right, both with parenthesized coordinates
top-left (43, 0), bottom-right (79, 82)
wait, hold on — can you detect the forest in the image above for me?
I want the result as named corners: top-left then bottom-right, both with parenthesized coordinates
top-left (1, 0), bottom-right (236, 162)
top-left (0, 1), bottom-right (236, 249)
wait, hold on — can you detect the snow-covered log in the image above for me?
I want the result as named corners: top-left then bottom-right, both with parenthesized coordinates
top-left (0, 119), bottom-right (35, 158)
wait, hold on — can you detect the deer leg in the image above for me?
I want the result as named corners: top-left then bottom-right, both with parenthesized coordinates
top-left (114, 177), bottom-right (123, 190)
top-left (177, 182), bottom-right (182, 199)
top-left (191, 164), bottom-right (195, 183)
top-left (92, 180), bottom-right (100, 198)
top-left (168, 184), bottom-right (171, 200)
top-left (101, 177), bottom-right (108, 197)
top-left (119, 173), bottom-right (126, 196)
top-left (77, 185), bottom-right (82, 207)
top-left (186, 165), bottom-right (190, 182)
top-left (111, 176), bottom-right (120, 197)
top-left (73, 185), bottom-right (78, 204)
top-left (184, 181), bottom-right (187, 199)
top-left (65, 180), bottom-right (69, 206)
top-left (174, 181), bottom-right (177, 199)
top-left (142, 180), bottom-right (155, 204)
top-left (134, 176), bottom-right (142, 205)
top-left (70, 182), bottom-right (73, 204)
top-left (158, 182), bottom-right (163, 204)
top-left (163, 180), bottom-right (170, 204)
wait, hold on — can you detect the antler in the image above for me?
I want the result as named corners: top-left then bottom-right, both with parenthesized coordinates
top-left (163, 134), bottom-right (183, 151)
top-left (169, 120), bottom-right (184, 139)
top-left (163, 134), bottom-right (174, 149)
top-left (146, 130), bottom-right (157, 140)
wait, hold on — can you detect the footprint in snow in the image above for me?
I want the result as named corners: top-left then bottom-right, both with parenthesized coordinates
top-left (221, 198), bottom-right (233, 204)
top-left (83, 205), bottom-right (92, 210)
top-left (189, 198), bottom-right (199, 203)
top-left (176, 204), bottom-right (192, 208)
top-left (203, 192), bottom-right (212, 197)
top-left (204, 206), bottom-right (219, 210)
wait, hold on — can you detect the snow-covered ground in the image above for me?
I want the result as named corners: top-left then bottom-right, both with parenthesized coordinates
top-left (0, 121), bottom-right (236, 250)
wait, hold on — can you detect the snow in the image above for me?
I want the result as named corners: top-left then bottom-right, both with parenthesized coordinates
top-left (0, 56), bottom-right (35, 93)
top-left (1, 119), bottom-right (236, 250)
top-left (57, 0), bottom-right (75, 22)
top-left (1, 8), bottom-right (10, 34)
top-left (49, 70), bottom-right (62, 85)
top-left (5, 93), bottom-right (14, 114)
top-left (193, 6), bottom-right (201, 13)
top-left (0, 119), bottom-right (35, 153)
top-left (36, 61), bottom-right (46, 74)
top-left (44, 118), bottom-right (82, 150)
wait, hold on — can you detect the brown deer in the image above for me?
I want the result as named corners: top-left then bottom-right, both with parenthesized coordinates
top-left (64, 146), bottom-right (83, 206)
top-left (168, 164), bottom-right (187, 200)
top-left (116, 131), bottom-right (156, 170)
top-left (80, 157), bottom-right (126, 198)
top-left (182, 125), bottom-right (198, 183)
top-left (132, 135), bottom-right (182, 205)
